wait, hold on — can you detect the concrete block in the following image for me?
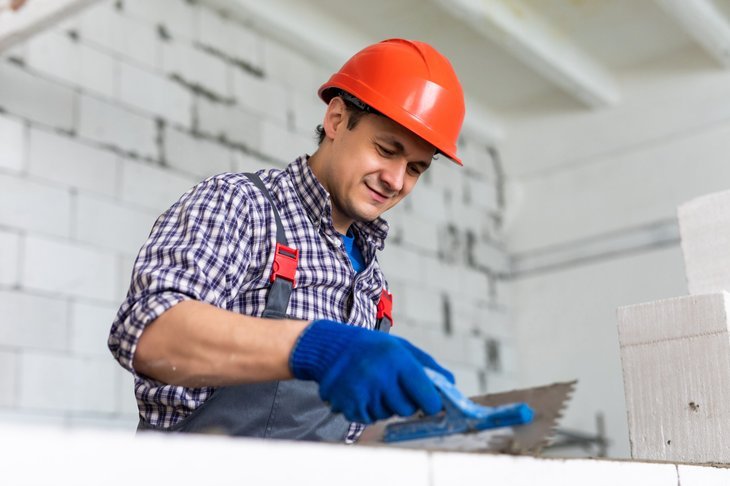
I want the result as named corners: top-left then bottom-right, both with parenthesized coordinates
top-left (28, 127), bottom-right (117, 196)
top-left (431, 453), bottom-right (678, 486)
top-left (22, 235), bottom-right (117, 302)
top-left (0, 174), bottom-right (71, 238)
top-left (458, 267), bottom-right (490, 302)
top-left (618, 292), bottom-right (730, 463)
top-left (70, 300), bottom-right (118, 357)
top-left (260, 120), bottom-right (314, 166)
top-left (378, 244), bottom-right (426, 286)
top-left (0, 350), bottom-right (17, 407)
top-left (118, 62), bottom-right (192, 127)
top-left (164, 127), bottom-right (232, 178)
top-left (25, 30), bottom-right (79, 86)
top-left (123, 0), bottom-right (197, 40)
top-left (232, 69), bottom-right (288, 123)
top-left (0, 289), bottom-right (68, 351)
top-left (0, 230), bottom-right (21, 286)
top-left (678, 465), bottom-right (730, 486)
top-left (400, 214), bottom-right (439, 254)
top-left (290, 92), bottom-right (324, 134)
top-left (196, 97), bottom-right (260, 149)
top-left (78, 2), bottom-right (159, 69)
top-left (471, 239), bottom-right (510, 274)
top-left (78, 94), bottom-right (157, 159)
top-left (408, 183), bottom-right (448, 223)
top-left (262, 39), bottom-right (319, 94)
top-left (400, 285), bottom-right (443, 328)
top-left (465, 175), bottom-right (499, 213)
top-left (678, 189), bottom-right (730, 295)
top-left (0, 62), bottom-right (75, 131)
top-left (115, 366), bottom-right (138, 416)
top-left (18, 352), bottom-right (116, 413)
top-left (161, 41), bottom-right (229, 98)
top-left (443, 363), bottom-right (482, 396)
top-left (75, 193), bottom-right (159, 254)
top-left (232, 150), bottom-right (266, 173)
top-left (119, 158), bottom-right (197, 212)
top-left (198, 8), bottom-right (262, 70)
top-left (0, 114), bottom-right (24, 173)
top-left (78, 43), bottom-right (115, 98)
top-left (116, 253), bottom-right (136, 303)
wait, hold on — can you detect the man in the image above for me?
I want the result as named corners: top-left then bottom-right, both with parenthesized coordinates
top-left (108, 38), bottom-right (466, 442)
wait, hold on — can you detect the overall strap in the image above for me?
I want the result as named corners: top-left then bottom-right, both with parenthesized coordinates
top-left (244, 172), bottom-right (298, 319)
top-left (375, 288), bottom-right (393, 333)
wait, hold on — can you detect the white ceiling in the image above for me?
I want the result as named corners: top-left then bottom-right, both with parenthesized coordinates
top-left (209, 0), bottom-right (730, 141)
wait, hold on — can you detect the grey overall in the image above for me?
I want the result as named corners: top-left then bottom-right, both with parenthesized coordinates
top-left (137, 173), bottom-right (391, 441)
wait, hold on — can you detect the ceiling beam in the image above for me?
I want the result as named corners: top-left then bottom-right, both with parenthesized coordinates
top-left (210, 0), bottom-right (505, 141)
top-left (655, 0), bottom-right (730, 67)
top-left (0, 0), bottom-right (100, 52)
top-left (430, 0), bottom-right (621, 109)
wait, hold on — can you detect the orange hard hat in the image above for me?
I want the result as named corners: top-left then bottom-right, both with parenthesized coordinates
top-left (318, 38), bottom-right (465, 165)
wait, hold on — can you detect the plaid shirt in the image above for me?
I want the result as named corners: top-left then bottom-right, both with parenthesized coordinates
top-left (108, 155), bottom-right (389, 441)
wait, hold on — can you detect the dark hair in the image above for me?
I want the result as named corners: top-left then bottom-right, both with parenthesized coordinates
top-left (315, 90), bottom-right (382, 145)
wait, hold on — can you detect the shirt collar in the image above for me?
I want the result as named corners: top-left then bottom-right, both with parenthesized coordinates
top-left (286, 155), bottom-right (389, 251)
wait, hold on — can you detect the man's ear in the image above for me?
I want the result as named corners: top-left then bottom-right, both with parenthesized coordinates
top-left (322, 96), bottom-right (347, 142)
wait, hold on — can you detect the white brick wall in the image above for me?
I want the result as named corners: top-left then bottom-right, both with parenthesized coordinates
top-left (0, 174), bottom-right (71, 238)
top-left (22, 236), bottom-right (117, 302)
top-left (78, 94), bottom-right (157, 159)
top-left (0, 115), bottom-right (24, 173)
top-left (28, 127), bottom-right (118, 197)
top-left (0, 0), bottom-right (509, 437)
top-left (0, 230), bottom-right (21, 286)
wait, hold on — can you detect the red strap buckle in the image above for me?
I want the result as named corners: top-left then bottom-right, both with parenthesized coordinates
top-left (376, 289), bottom-right (393, 326)
top-left (270, 243), bottom-right (298, 287)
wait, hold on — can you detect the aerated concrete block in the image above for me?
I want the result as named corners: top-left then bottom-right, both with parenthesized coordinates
top-left (679, 189), bottom-right (730, 295)
top-left (618, 292), bottom-right (730, 463)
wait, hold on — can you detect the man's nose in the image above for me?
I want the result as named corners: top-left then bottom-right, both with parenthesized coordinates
top-left (380, 160), bottom-right (406, 194)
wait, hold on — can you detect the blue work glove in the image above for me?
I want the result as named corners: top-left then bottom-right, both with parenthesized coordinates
top-left (290, 319), bottom-right (455, 424)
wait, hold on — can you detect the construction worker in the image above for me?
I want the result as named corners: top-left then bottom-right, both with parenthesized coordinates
top-left (108, 38), bottom-right (466, 442)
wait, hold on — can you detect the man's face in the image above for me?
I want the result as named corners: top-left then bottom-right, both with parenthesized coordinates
top-left (319, 105), bottom-right (436, 233)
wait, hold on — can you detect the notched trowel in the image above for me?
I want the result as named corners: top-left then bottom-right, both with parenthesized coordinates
top-left (359, 369), bottom-right (576, 454)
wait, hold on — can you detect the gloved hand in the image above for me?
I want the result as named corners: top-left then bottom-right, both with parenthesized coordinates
top-left (289, 319), bottom-right (455, 424)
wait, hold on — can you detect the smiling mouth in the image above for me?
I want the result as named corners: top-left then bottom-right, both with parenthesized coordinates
top-left (365, 184), bottom-right (390, 203)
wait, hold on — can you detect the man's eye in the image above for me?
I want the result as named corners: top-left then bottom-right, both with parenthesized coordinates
top-left (377, 144), bottom-right (395, 156)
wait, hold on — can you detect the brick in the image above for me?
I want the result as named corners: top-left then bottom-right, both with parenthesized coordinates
top-left (0, 350), bottom-right (17, 407)
top-left (78, 2), bottom-right (159, 69)
top-left (18, 352), bottom-right (116, 413)
top-left (431, 453), bottom-right (678, 486)
top-left (78, 43), bottom-right (115, 98)
top-left (678, 465), bottom-right (730, 486)
top-left (408, 183), bottom-right (448, 223)
top-left (400, 285), bottom-right (443, 328)
top-left (262, 39), bottom-right (319, 94)
top-left (678, 189), bottom-right (730, 295)
top-left (164, 127), bottom-right (232, 178)
top-left (70, 300), bottom-right (118, 357)
top-left (0, 114), bottom-right (24, 173)
top-left (291, 93), bottom-right (324, 134)
top-left (0, 230), bottom-right (21, 286)
top-left (465, 176), bottom-right (499, 212)
top-left (232, 69), bottom-right (288, 124)
top-left (78, 94), bottom-right (157, 159)
top-left (0, 62), bottom-right (75, 131)
top-left (123, 0), bottom-right (197, 40)
top-left (75, 193), bottom-right (159, 254)
top-left (400, 213), bottom-right (439, 254)
top-left (0, 174), bottom-right (71, 238)
top-left (22, 235), bottom-right (117, 302)
top-left (196, 97), bottom-right (260, 149)
top-left (198, 8), bottom-right (262, 70)
top-left (0, 290), bottom-right (68, 351)
top-left (618, 293), bottom-right (730, 463)
top-left (161, 41), bottom-right (229, 98)
top-left (232, 151), bottom-right (266, 173)
top-left (118, 62), bottom-right (192, 126)
top-left (28, 128), bottom-right (117, 196)
top-left (115, 366), bottom-right (138, 416)
top-left (25, 30), bottom-right (79, 86)
top-left (119, 158), bottom-right (198, 212)
top-left (378, 244), bottom-right (426, 286)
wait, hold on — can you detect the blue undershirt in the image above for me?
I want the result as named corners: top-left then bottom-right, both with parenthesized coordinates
top-left (340, 229), bottom-right (366, 273)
